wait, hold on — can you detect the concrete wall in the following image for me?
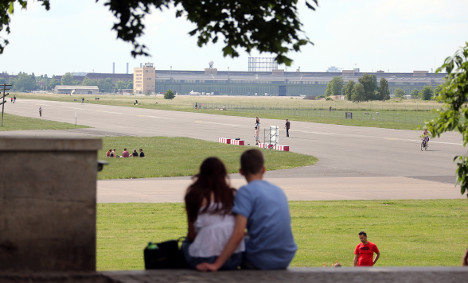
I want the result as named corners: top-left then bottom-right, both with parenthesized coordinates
top-left (0, 136), bottom-right (101, 272)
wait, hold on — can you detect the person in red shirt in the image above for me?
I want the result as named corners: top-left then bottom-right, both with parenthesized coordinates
top-left (354, 231), bottom-right (380, 266)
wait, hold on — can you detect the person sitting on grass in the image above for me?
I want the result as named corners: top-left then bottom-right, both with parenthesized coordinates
top-left (139, 148), bottom-right (145, 158)
top-left (132, 149), bottom-right (138, 157)
top-left (121, 148), bottom-right (129, 158)
top-left (181, 157), bottom-right (244, 270)
top-left (197, 149), bottom-right (297, 271)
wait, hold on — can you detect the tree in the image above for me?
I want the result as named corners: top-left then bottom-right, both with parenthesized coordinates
top-left (115, 79), bottom-right (133, 91)
top-left (61, 72), bottom-right (74, 85)
top-left (433, 84), bottom-right (443, 98)
top-left (410, 89), bottom-right (420, 99)
top-left (82, 77), bottom-right (98, 86)
top-left (427, 42), bottom-right (468, 197)
top-left (325, 76), bottom-right (344, 97)
top-left (48, 77), bottom-right (60, 90)
top-left (393, 88), bottom-right (406, 99)
top-left (351, 83), bottom-right (365, 102)
top-left (164, 89), bottom-right (175, 100)
top-left (358, 73), bottom-right (377, 101)
top-left (420, 85), bottom-right (434, 100)
top-left (98, 78), bottom-right (114, 93)
top-left (378, 78), bottom-right (390, 100)
top-left (12, 72), bottom-right (36, 92)
top-left (0, 0), bottom-right (319, 65)
top-left (344, 80), bottom-right (355, 101)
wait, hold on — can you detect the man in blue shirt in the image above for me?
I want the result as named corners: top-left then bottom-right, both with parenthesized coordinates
top-left (197, 149), bottom-right (297, 271)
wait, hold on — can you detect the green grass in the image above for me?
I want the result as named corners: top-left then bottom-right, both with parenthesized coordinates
top-left (97, 200), bottom-right (467, 270)
top-left (16, 93), bottom-right (443, 130)
top-left (0, 113), bottom-right (88, 131)
top-left (98, 136), bottom-right (318, 179)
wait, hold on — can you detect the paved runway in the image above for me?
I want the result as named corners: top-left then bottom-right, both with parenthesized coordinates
top-left (3, 98), bottom-right (466, 201)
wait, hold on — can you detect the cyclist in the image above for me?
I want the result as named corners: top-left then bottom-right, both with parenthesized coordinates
top-left (421, 129), bottom-right (430, 146)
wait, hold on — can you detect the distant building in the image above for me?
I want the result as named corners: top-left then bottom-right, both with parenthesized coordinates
top-left (248, 57), bottom-right (278, 72)
top-left (133, 63), bottom-right (155, 94)
top-left (327, 66), bottom-right (341, 72)
top-left (54, 85), bottom-right (99, 94)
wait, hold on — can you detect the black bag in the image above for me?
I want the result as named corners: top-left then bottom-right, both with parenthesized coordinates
top-left (144, 238), bottom-right (188, 269)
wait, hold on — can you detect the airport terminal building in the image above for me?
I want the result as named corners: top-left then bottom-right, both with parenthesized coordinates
top-left (150, 68), bottom-right (445, 97)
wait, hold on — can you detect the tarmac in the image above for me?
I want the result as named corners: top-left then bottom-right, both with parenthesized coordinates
top-left (3, 98), bottom-right (466, 202)
top-left (98, 174), bottom-right (464, 203)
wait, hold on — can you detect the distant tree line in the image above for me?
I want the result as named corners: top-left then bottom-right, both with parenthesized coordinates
top-left (325, 74), bottom-right (441, 101)
top-left (3, 72), bottom-right (133, 93)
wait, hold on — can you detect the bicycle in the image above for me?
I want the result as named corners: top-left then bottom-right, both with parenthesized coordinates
top-left (421, 138), bottom-right (428, 151)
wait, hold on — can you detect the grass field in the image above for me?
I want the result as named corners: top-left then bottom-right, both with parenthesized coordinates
top-left (96, 200), bottom-right (467, 270)
top-left (16, 93), bottom-right (443, 130)
top-left (98, 136), bottom-right (318, 179)
top-left (0, 113), bottom-right (88, 131)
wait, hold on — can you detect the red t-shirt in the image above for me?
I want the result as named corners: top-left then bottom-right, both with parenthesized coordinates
top-left (354, 241), bottom-right (379, 266)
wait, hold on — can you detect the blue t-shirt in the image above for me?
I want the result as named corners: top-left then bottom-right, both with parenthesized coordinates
top-left (232, 180), bottom-right (297, 269)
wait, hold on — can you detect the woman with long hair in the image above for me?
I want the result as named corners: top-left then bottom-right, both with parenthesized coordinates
top-left (182, 157), bottom-right (244, 270)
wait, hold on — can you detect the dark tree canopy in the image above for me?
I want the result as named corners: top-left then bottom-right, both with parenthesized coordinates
top-left (0, 0), bottom-right (318, 65)
top-left (358, 73), bottom-right (377, 101)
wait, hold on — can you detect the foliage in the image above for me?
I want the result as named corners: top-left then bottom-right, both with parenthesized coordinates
top-left (351, 83), bottom-right (365, 102)
top-left (82, 77), bottom-right (98, 86)
top-left (0, 0), bottom-right (319, 65)
top-left (358, 73), bottom-right (377, 101)
top-left (325, 76), bottom-right (344, 97)
top-left (427, 42), bottom-right (468, 197)
top-left (115, 79), bottom-right (133, 90)
top-left (420, 85), bottom-right (434, 100)
top-left (164, 89), bottom-right (175, 100)
top-left (378, 78), bottom-right (390, 100)
top-left (98, 78), bottom-right (114, 93)
top-left (48, 77), bottom-right (60, 90)
top-left (61, 72), bottom-right (75, 85)
top-left (393, 88), bottom-right (406, 99)
top-left (410, 89), bottom-right (420, 99)
top-left (11, 72), bottom-right (36, 92)
top-left (344, 80), bottom-right (355, 101)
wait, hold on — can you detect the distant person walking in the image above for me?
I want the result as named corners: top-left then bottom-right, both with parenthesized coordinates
top-left (13, 95), bottom-right (16, 103)
top-left (285, 119), bottom-right (290, 137)
top-left (254, 126), bottom-right (260, 145)
top-left (255, 117), bottom-right (260, 128)
top-left (354, 231), bottom-right (380, 267)
top-left (39, 106), bottom-right (42, 117)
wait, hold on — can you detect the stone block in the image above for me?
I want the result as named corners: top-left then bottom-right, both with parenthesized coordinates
top-left (0, 136), bottom-right (101, 272)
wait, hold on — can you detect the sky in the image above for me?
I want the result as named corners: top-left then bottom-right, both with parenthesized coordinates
top-left (0, 0), bottom-right (467, 76)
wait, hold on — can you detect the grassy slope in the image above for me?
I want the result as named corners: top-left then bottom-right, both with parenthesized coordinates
top-left (0, 113), bottom-right (88, 131)
top-left (98, 136), bottom-right (318, 179)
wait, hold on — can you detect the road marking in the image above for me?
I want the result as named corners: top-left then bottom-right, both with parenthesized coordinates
top-left (194, 120), bottom-right (243, 127)
top-left (96, 110), bottom-right (122, 115)
top-left (138, 115), bottom-right (171, 119)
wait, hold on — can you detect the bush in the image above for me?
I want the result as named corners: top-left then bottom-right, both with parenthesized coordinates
top-left (164, 89), bottom-right (175, 100)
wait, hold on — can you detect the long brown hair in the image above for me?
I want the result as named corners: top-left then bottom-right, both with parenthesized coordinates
top-left (185, 157), bottom-right (236, 223)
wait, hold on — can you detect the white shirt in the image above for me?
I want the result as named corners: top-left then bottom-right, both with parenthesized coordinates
top-left (188, 203), bottom-right (245, 257)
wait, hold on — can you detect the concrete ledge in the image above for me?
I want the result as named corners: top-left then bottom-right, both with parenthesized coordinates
top-left (1, 267), bottom-right (467, 283)
top-left (0, 136), bottom-right (101, 151)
